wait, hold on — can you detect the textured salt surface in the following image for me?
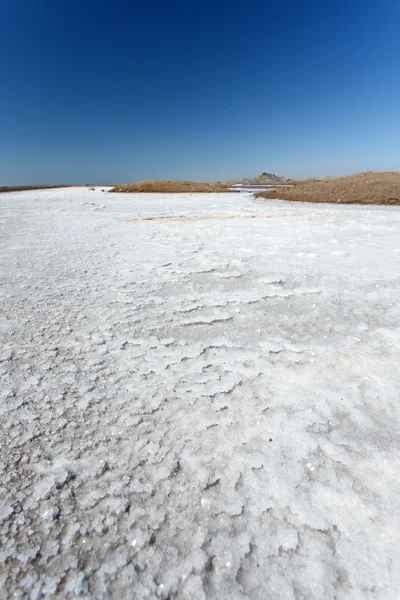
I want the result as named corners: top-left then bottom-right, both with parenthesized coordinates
top-left (1, 187), bottom-right (400, 599)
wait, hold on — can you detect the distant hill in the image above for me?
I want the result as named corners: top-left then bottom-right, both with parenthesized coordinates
top-left (236, 173), bottom-right (322, 186)
top-left (250, 172), bottom-right (285, 184)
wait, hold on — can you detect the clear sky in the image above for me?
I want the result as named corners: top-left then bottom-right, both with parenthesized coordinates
top-left (1, 0), bottom-right (400, 184)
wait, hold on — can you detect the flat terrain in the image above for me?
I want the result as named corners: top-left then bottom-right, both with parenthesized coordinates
top-left (257, 171), bottom-right (400, 204)
top-left (1, 187), bottom-right (400, 599)
top-left (110, 180), bottom-right (231, 193)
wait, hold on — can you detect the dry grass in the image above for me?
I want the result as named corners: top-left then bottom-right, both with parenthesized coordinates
top-left (109, 180), bottom-right (232, 193)
top-left (256, 172), bottom-right (400, 205)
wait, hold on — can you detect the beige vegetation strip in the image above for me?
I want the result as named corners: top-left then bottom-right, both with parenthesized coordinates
top-left (109, 180), bottom-right (233, 193)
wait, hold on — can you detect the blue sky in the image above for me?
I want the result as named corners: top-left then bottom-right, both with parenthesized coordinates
top-left (1, 0), bottom-right (400, 184)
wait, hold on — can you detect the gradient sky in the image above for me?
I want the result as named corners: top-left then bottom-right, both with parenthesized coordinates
top-left (1, 0), bottom-right (400, 184)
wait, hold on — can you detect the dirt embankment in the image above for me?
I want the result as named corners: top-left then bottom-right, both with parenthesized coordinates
top-left (109, 180), bottom-right (232, 193)
top-left (0, 185), bottom-right (72, 193)
top-left (0, 184), bottom-right (106, 194)
top-left (256, 172), bottom-right (400, 205)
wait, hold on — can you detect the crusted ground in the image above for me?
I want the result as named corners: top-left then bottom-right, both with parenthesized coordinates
top-left (1, 187), bottom-right (400, 599)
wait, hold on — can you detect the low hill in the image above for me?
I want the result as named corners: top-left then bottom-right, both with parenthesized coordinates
top-left (256, 172), bottom-right (400, 205)
top-left (251, 172), bottom-right (284, 185)
top-left (110, 180), bottom-right (232, 193)
top-left (237, 173), bottom-right (322, 186)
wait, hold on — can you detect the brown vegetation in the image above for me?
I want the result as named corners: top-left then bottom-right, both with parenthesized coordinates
top-left (256, 172), bottom-right (400, 205)
top-left (109, 180), bottom-right (232, 193)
